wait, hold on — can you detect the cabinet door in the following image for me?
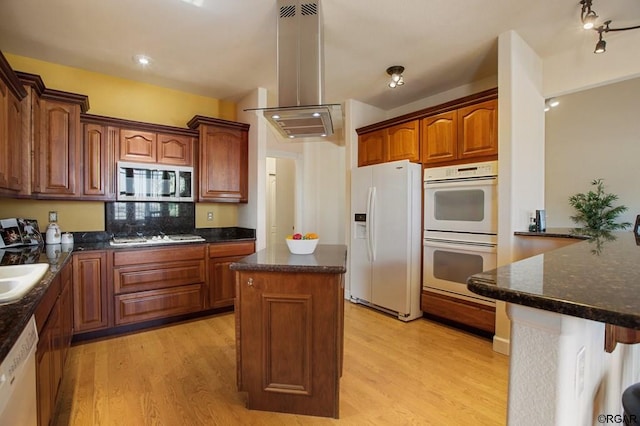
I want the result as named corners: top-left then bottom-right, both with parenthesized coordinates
top-left (157, 133), bottom-right (193, 166)
top-left (421, 111), bottom-right (457, 165)
top-left (386, 121), bottom-right (420, 163)
top-left (73, 251), bottom-right (109, 333)
top-left (60, 261), bottom-right (73, 366)
top-left (0, 80), bottom-right (9, 190)
top-left (6, 90), bottom-right (22, 191)
top-left (83, 124), bottom-right (117, 199)
top-left (36, 320), bottom-right (53, 426)
top-left (457, 99), bottom-right (498, 160)
top-left (36, 99), bottom-right (81, 195)
top-left (119, 129), bottom-right (157, 163)
top-left (199, 125), bottom-right (248, 202)
top-left (357, 129), bottom-right (385, 167)
top-left (209, 256), bottom-right (243, 308)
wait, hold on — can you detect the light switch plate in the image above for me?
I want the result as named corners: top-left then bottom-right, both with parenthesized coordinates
top-left (48, 211), bottom-right (58, 222)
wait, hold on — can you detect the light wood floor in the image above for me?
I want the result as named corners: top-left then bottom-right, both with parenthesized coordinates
top-left (53, 302), bottom-right (508, 425)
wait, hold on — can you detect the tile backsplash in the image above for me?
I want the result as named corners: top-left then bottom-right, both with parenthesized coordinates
top-left (105, 202), bottom-right (195, 236)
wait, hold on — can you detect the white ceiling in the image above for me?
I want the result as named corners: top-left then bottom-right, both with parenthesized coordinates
top-left (0, 0), bottom-right (639, 111)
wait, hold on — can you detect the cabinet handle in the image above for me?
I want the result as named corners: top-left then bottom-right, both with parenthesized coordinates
top-left (247, 278), bottom-right (253, 286)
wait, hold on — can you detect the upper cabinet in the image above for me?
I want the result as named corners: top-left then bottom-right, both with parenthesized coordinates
top-left (357, 120), bottom-right (419, 167)
top-left (357, 88), bottom-right (498, 168)
top-left (119, 129), bottom-right (194, 166)
top-left (188, 116), bottom-right (250, 203)
top-left (32, 90), bottom-right (89, 197)
top-left (82, 122), bottom-right (118, 200)
top-left (0, 52), bottom-right (28, 195)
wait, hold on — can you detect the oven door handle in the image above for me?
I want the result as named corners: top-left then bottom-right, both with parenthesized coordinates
top-left (423, 238), bottom-right (497, 253)
top-left (424, 176), bottom-right (497, 189)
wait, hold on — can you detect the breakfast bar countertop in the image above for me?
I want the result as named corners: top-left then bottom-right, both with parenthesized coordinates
top-left (230, 244), bottom-right (347, 274)
top-left (468, 231), bottom-right (640, 329)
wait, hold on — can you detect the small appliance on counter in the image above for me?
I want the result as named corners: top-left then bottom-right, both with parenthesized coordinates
top-left (45, 223), bottom-right (61, 244)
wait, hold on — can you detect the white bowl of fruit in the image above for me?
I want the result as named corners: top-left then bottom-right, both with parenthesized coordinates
top-left (286, 233), bottom-right (319, 254)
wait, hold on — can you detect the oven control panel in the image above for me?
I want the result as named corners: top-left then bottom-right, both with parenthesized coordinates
top-left (424, 160), bottom-right (498, 181)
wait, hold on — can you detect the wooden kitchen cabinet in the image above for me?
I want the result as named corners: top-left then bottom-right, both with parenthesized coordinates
top-left (207, 241), bottom-right (255, 309)
top-left (73, 250), bottom-right (110, 333)
top-left (35, 260), bottom-right (73, 426)
top-left (0, 52), bottom-right (27, 194)
top-left (357, 120), bottom-right (419, 167)
top-left (83, 123), bottom-right (118, 199)
top-left (188, 116), bottom-right (250, 203)
top-left (422, 98), bottom-right (497, 166)
top-left (357, 129), bottom-right (385, 166)
top-left (33, 89), bottom-right (89, 198)
top-left (112, 245), bottom-right (206, 325)
top-left (119, 129), bottom-right (194, 166)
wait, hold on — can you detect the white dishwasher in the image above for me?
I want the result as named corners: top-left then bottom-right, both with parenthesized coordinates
top-left (0, 315), bottom-right (38, 426)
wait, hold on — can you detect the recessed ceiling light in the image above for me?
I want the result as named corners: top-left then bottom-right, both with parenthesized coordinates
top-left (133, 54), bottom-right (152, 66)
top-left (181, 0), bottom-right (204, 6)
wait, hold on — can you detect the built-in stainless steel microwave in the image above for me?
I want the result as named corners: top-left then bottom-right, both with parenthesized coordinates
top-left (117, 161), bottom-right (194, 202)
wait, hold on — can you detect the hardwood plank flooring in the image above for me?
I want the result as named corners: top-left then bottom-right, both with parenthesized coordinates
top-left (53, 302), bottom-right (508, 425)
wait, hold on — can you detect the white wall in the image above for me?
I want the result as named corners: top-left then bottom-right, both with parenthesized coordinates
top-left (545, 77), bottom-right (640, 228)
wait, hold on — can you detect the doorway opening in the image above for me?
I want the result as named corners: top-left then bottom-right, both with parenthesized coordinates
top-left (266, 157), bottom-right (296, 247)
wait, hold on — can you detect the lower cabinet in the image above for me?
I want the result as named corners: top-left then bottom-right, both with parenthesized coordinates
top-left (207, 241), bottom-right (255, 309)
top-left (72, 251), bottom-right (110, 333)
top-left (112, 245), bottom-right (206, 325)
top-left (35, 260), bottom-right (73, 426)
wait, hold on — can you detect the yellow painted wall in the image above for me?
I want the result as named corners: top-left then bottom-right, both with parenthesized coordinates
top-left (0, 53), bottom-right (240, 231)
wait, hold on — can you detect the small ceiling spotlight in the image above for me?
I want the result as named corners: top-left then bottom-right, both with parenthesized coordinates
top-left (133, 54), bottom-right (152, 66)
top-left (579, 0), bottom-right (640, 54)
top-left (544, 98), bottom-right (560, 112)
top-left (386, 65), bottom-right (405, 88)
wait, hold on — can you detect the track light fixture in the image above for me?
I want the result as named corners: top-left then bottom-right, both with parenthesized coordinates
top-left (386, 66), bottom-right (405, 88)
top-left (580, 0), bottom-right (640, 54)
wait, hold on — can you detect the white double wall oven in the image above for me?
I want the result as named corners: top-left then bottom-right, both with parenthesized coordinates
top-left (423, 161), bottom-right (498, 306)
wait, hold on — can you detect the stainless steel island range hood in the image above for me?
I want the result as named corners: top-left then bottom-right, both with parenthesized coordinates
top-left (258, 0), bottom-right (340, 140)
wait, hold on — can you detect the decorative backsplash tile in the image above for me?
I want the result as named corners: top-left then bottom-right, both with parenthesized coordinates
top-left (105, 202), bottom-right (195, 236)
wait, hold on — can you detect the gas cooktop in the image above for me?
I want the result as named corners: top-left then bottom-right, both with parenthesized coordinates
top-left (109, 234), bottom-right (205, 246)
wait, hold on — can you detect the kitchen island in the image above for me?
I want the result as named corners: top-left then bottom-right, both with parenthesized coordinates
top-left (230, 244), bottom-right (347, 418)
top-left (468, 231), bottom-right (640, 425)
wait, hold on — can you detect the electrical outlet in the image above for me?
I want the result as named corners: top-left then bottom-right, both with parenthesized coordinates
top-left (207, 211), bottom-right (214, 221)
top-left (576, 346), bottom-right (586, 396)
top-left (48, 211), bottom-right (58, 223)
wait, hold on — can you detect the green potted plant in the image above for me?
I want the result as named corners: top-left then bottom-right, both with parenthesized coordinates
top-left (568, 178), bottom-right (631, 233)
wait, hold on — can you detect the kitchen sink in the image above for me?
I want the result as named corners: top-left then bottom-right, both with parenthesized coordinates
top-left (0, 263), bottom-right (50, 303)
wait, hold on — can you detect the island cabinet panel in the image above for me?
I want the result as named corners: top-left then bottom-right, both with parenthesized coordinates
top-left (236, 270), bottom-right (343, 418)
top-left (83, 123), bottom-right (117, 199)
top-left (119, 129), bottom-right (157, 163)
top-left (112, 245), bottom-right (206, 325)
top-left (207, 241), bottom-right (255, 309)
top-left (34, 99), bottom-right (82, 196)
top-left (72, 251), bottom-right (110, 333)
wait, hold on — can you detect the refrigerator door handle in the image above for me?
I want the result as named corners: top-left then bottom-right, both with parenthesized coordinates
top-left (366, 186), bottom-right (373, 261)
top-left (370, 186), bottom-right (377, 262)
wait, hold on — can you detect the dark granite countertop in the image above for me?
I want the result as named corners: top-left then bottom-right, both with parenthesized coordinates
top-left (230, 244), bottom-right (347, 274)
top-left (70, 226), bottom-right (256, 251)
top-left (468, 231), bottom-right (640, 329)
top-left (514, 227), bottom-right (592, 239)
top-left (0, 247), bottom-right (71, 364)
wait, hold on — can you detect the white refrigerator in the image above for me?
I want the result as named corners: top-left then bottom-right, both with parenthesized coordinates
top-left (349, 160), bottom-right (422, 321)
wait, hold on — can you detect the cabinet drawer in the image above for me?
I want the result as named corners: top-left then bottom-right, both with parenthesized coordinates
top-left (114, 284), bottom-right (204, 325)
top-left (208, 241), bottom-right (255, 258)
top-left (114, 260), bottom-right (206, 294)
top-left (113, 245), bottom-right (206, 266)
